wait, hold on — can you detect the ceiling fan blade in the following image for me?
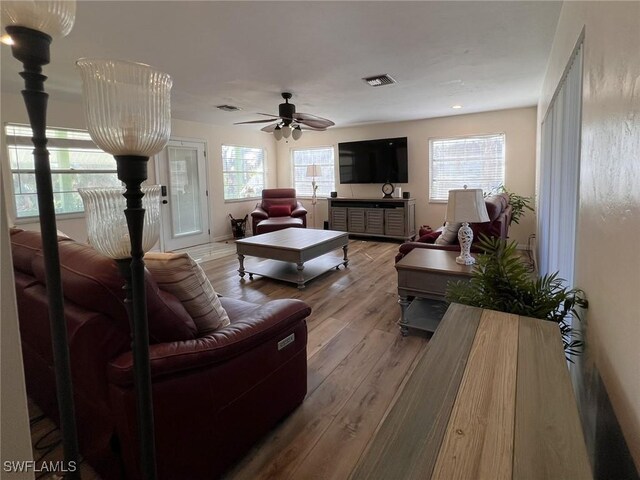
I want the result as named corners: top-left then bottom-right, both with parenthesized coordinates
top-left (299, 124), bottom-right (327, 131)
top-left (293, 112), bottom-right (335, 127)
top-left (260, 123), bottom-right (279, 133)
top-left (234, 118), bottom-right (279, 125)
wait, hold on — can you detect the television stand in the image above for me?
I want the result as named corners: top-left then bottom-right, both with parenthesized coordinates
top-left (328, 197), bottom-right (416, 241)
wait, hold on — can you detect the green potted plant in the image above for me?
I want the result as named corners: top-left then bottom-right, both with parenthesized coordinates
top-left (446, 236), bottom-right (588, 359)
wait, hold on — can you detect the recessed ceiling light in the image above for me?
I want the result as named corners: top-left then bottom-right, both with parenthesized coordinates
top-left (452, 105), bottom-right (463, 109)
top-left (1, 34), bottom-right (14, 46)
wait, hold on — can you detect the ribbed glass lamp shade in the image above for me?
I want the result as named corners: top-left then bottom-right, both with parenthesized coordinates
top-left (1, 0), bottom-right (76, 37)
top-left (76, 59), bottom-right (172, 157)
top-left (273, 126), bottom-right (283, 141)
top-left (281, 125), bottom-right (291, 139)
top-left (292, 126), bottom-right (302, 140)
top-left (79, 186), bottom-right (161, 259)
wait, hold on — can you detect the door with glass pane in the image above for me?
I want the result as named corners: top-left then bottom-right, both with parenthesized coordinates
top-left (158, 139), bottom-right (210, 250)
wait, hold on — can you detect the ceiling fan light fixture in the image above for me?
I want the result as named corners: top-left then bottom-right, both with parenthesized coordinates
top-left (273, 125), bottom-right (283, 141)
top-left (292, 126), bottom-right (302, 140)
top-left (281, 125), bottom-right (291, 139)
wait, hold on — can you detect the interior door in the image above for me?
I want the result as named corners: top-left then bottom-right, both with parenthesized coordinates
top-left (158, 139), bottom-right (210, 251)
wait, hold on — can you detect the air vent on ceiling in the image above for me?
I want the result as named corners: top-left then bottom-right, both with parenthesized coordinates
top-left (362, 74), bottom-right (396, 87)
top-left (216, 104), bottom-right (241, 112)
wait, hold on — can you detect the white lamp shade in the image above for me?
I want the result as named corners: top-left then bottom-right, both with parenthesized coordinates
top-left (1, 0), bottom-right (76, 37)
top-left (79, 186), bottom-right (161, 259)
top-left (445, 188), bottom-right (490, 223)
top-left (76, 59), bottom-right (172, 157)
top-left (281, 125), bottom-right (291, 139)
top-left (273, 125), bottom-right (283, 141)
top-left (306, 164), bottom-right (321, 178)
top-left (292, 126), bottom-right (302, 140)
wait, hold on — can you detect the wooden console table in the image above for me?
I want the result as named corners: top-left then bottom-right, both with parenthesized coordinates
top-left (328, 197), bottom-right (416, 240)
top-left (395, 248), bottom-right (473, 334)
top-left (352, 304), bottom-right (592, 480)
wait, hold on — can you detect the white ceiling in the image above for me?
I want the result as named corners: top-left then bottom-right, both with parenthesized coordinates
top-left (1, 1), bottom-right (562, 129)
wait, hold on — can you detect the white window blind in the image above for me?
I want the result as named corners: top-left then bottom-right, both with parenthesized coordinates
top-left (292, 147), bottom-right (335, 197)
top-left (429, 133), bottom-right (505, 202)
top-left (6, 123), bottom-right (120, 219)
top-left (221, 145), bottom-right (265, 200)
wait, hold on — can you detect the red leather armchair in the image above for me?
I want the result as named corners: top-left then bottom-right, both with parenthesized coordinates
top-left (251, 188), bottom-right (307, 235)
top-left (395, 193), bottom-right (512, 262)
top-left (10, 228), bottom-right (311, 480)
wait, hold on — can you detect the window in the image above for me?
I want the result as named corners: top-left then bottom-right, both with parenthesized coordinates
top-left (429, 133), bottom-right (505, 202)
top-left (292, 147), bottom-right (335, 197)
top-left (6, 123), bottom-right (120, 219)
top-left (221, 144), bottom-right (265, 200)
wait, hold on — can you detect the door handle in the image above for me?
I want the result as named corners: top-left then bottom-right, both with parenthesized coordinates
top-left (162, 200), bottom-right (168, 204)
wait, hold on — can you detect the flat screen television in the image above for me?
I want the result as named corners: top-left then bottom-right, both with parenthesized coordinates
top-left (338, 137), bottom-right (408, 184)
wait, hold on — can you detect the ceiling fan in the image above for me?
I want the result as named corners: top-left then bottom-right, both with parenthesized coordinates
top-left (234, 92), bottom-right (335, 140)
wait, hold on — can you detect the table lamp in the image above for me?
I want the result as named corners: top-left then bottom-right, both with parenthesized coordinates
top-left (446, 187), bottom-right (489, 265)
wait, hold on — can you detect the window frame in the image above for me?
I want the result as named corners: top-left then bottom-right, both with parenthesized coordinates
top-left (221, 143), bottom-right (266, 202)
top-left (5, 122), bottom-right (120, 221)
top-left (291, 145), bottom-right (336, 198)
top-left (428, 132), bottom-right (506, 203)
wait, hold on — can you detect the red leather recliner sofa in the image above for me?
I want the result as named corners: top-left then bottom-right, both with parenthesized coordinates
top-left (250, 188), bottom-right (307, 235)
top-left (395, 193), bottom-right (513, 262)
top-left (10, 228), bottom-right (311, 479)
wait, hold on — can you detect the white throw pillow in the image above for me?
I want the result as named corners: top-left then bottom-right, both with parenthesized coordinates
top-left (434, 222), bottom-right (462, 245)
top-left (144, 252), bottom-right (230, 335)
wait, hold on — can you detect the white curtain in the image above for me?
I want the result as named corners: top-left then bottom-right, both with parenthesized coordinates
top-left (538, 44), bottom-right (583, 285)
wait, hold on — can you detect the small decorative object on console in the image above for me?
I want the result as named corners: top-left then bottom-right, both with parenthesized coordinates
top-left (382, 182), bottom-right (394, 198)
top-left (445, 186), bottom-right (489, 265)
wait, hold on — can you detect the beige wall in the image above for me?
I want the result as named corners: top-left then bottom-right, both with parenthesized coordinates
top-left (538, 1), bottom-right (640, 470)
top-left (276, 107), bottom-right (538, 246)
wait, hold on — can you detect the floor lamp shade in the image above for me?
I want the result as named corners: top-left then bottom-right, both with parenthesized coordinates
top-left (76, 59), bottom-right (172, 157)
top-left (1, 1), bottom-right (76, 37)
top-left (79, 186), bottom-right (161, 259)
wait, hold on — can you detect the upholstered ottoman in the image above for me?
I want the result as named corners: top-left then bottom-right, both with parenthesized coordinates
top-left (255, 217), bottom-right (304, 234)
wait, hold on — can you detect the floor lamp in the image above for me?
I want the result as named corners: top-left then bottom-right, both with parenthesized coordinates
top-left (2, 2), bottom-right (80, 477)
top-left (77, 59), bottom-right (173, 480)
top-left (306, 164), bottom-right (321, 228)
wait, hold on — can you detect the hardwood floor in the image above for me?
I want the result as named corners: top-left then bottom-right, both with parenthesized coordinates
top-left (202, 238), bottom-right (430, 479)
top-left (28, 238), bottom-right (430, 479)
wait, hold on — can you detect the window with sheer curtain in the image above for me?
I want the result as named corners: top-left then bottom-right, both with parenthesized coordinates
top-left (429, 133), bottom-right (505, 202)
top-left (292, 147), bottom-right (335, 197)
top-left (6, 123), bottom-right (120, 219)
top-left (221, 144), bottom-right (265, 200)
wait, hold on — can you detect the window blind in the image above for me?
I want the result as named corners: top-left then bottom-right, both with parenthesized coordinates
top-left (429, 133), bottom-right (505, 202)
top-left (292, 147), bottom-right (335, 197)
top-left (221, 144), bottom-right (265, 200)
top-left (6, 123), bottom-right (119, 218)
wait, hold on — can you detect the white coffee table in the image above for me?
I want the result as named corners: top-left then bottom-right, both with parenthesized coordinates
top-left (235, 228), bottom-right (349, 289)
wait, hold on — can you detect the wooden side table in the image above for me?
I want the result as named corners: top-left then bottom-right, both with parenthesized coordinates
top-left (395, 248), bottom-right (473, 335)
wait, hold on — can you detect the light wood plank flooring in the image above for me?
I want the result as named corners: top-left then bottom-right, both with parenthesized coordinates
top-left (29, 238), bottom-right (430, 479)
top-left (207, 238), bottom-right (430, 479)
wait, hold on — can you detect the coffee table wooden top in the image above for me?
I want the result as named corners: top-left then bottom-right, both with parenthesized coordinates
top-left (236, 228), bottom-right (348, 252)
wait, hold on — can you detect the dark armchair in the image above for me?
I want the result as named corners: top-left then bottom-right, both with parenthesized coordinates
top-left (395, 193), bottom-right (512, 262)
top-left (251, 188), bottom-right (308, 235)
